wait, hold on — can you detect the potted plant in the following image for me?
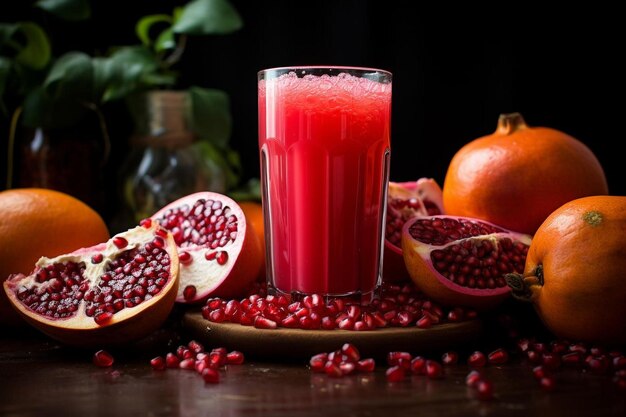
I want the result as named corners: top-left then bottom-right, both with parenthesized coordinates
top-left (1, 0), bottom-right (247, 225)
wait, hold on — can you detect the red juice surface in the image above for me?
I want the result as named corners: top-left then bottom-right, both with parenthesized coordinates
top-left (258, 69), bottom-right (392, 296)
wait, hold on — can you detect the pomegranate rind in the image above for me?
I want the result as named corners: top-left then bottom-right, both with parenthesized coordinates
top-left (150, 192), bottom-right (262, 303)
top-left (383, 178), bottom-right (444, 282)
top-left (401, 215), bottom-right (531, 310)
top-left (2, 225), bottom-right (179, 347)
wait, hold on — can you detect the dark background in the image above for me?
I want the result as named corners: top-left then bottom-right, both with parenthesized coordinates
top-left (3, 1), bottom-right (625, 226)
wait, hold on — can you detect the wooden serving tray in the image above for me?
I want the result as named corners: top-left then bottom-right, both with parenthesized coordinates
top-left (182, 311), bottom-right (483, 360)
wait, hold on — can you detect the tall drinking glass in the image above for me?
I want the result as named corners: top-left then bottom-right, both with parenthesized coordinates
top-left (258, 66), bottom-right (392, 301)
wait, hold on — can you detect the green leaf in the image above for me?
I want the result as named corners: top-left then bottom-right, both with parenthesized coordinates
top-left (135, 14), bottom-right (172, 47)
top-left (36, 0), bottom-right (91, 21)
top-left (155, 28), bottom-right (176, 52)
top-left (101, 46), bottom-right (177, 99)
top-left (44, 51), bottom-right (93, 101)
top-left (173, 0), bottom-right (243, 35)
top-left (21, 86), bottom-right (88, 129)
top-left (14, 22), bottom-right (51, 70)
top-left (188, 86), bottom-right (232, 148)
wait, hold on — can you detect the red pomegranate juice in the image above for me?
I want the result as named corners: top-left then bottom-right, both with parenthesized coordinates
top-left (258, 67), bottom-right (392, 298)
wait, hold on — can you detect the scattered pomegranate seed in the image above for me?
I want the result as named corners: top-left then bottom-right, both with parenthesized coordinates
top-left (179, 251), bottom-right (193, 265)
top-left (341, 343), bottom-right (360, 362)
top-left (468, 351), bottom-right (487, 367)
top-left (532, 365), bottom-right (549, 380)
top-left (425, 360), bottom-right (443, 379)
top-left (202, 368), bottom-right (220, 384)
top-left (166, 353), bottom-right (180, 368)
top-left (179, 358), bottom-right (195, 370)
top-left (324, 361), bottom-right (343, 378)
top-left (441, 351), bottom-right (459, 365)
top-left (150, 356), bottom-right (166, 371)
top-left (226, 351), bottom-right (245, 365)
top-left (475, 379), bottom-right (494, 401)
top-left (488, 348), bottom-right (509, 365)
top-left (93, 350), bottom-right (114, 367)
top-left (254, 316), bottom-right (277, 329)
top-left (310, 354), bottom-right (328, 372)
top-left (386, 365), bottom-right (406, 382)
top-left (410, 356), bottom-right (426, 375)
top-left (356, 358), bottom-right (376, 372)
top-left (465, 370), bottom-right (482, 387)
top-left (539, 375), bottom-right (556, 392)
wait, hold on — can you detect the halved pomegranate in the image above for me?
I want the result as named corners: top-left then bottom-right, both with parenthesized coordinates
top-left (383, 178), bottom-right (444, 282)
top-left (401, 215), bottom-right (531, 309)
top-left (3, 223), bottom-right (179, 347)
top-left (150, 192), bottom-right (262, 303)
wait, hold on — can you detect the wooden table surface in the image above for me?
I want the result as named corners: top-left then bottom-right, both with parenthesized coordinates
top-left (1, 304), bottom-right (625, 417)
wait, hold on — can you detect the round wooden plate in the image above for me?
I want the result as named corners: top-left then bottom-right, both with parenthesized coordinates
top-left (182, 311), bottom-right (483, 360)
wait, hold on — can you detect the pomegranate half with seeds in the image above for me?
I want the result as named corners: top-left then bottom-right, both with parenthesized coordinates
top-left (3, 223), bottom-right (179, 347)
top-left (401, 215), bottom-right (531, 309)
top-left (383, 178), bottom-right (444, 282)
top-left (150, 192), bottom-right (262, 303)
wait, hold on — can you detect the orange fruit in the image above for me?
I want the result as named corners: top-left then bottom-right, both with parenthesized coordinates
top-left (506, 196), bottom-right (626, 345)
top-left (239, 201), bottom-right (266, 281)
top-left (442, 112), bottom-right (608, 235)
top-left (0, 188), bottom-right (110, 326)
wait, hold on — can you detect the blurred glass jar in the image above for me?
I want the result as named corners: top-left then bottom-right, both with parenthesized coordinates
top-left (120, 90), bottom-right (227, 224)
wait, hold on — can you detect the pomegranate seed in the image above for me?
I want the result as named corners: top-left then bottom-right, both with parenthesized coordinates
top-left (425, 360), bottom-right (443, 379)
top-left (321, 316), bottom-right (336, 330)
top-left (613, 356), bottom-right (626, 370)
top-left (416, 314), bottom-right (432, 329)
top-left (91, 253), bottom-right (103, 264)
top-left (140, 218), bottom-right (152, 228)
top-left (465, 370), bottom-right (482, 387)
top-left (488, 348), bottom-right (509, 365)
top-left (94, 312), bottom-right (113, 325)
top-left (517, 338), bottom-right (532, 353)
top-left (442, 351), bottom-right (459, 365)
top-left (150, 356), bottom-right (166, 371)
top-left (182, 285), bottom-right (197, 301)
top-left (532, 365), bottom-right (549, 380)
top-left (387, 351), bottom-right (412, 366)
top-left (254, 316), bottom-right (277, 329)
top-left (216, 251), bottom-right (229, 265)
top-left (179, 251), bottom-right (192, 265)
top-left (539, 376), bottom-right (556, 392)
top-left (527, 350), bottom-right (542, 364)
top-left (341, 343), bottom-right (360, 363)
top-left (586, 356), bottom-right (610, 374)
top-left (356, 358), bottom-right (376, 372)
top-left (113, 236), bottom-right (128, 249)
top-left (410, 356), bottom-right (426, 375)
top-left (475, 379), bottom-right (494, 401)
top-left (310, 353), bottom-right (328, 372)
top-left (468, 351), bottom-right (487, 367)
top-left (202, 368), bottom-right (220, 384)
top-left (542, 353), bottom-right (562, 370)
top-left (337, 317), bottom-right (355, 330)
top-left (562, 352), bottom-right (583, 366)
top-left (324, 361), bottom-right (343, 378)
top-left (339, 362), bottom-right (356, 375)
top-left (179, 358), bottom-right (195, 370)
top-left (226, 351), bottom-right (245, 365)
top-left (188, 340), bottom-right (204, 354)
top-left (385, 365), bottom-right (406, 382)
top-left (166, 353), bottom-right (180, 368)
top-left (208, 309), bottom-right (226, 323)
top-left (93, 350), bottom-right (114, 367)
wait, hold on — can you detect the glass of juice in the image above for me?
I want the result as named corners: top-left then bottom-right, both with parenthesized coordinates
top-left (258, 66), bottom-right (392, 301)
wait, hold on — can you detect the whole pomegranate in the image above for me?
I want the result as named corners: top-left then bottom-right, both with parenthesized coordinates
top-left (505, 196), bottom-right (626, 346)
top-left (150, 192), bottom-right (263, 303)
top-left (401, 215), bottom-right (532, 309)
top-left (3, 222), bottom-right (179, 347)
top-left (443, 113), bottom-right (608, 235)
top-left (383, 178), bottom-right (444, 282)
